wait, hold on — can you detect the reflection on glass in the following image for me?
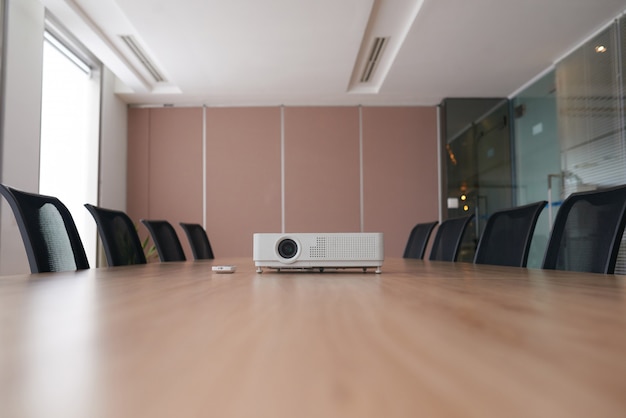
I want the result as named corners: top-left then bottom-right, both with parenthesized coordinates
top-left (556, 21), bottom-right (626, 274)
top-left (512, 70), bottom-right (560, 268)
top-left (442, 99), bottom-right (512, 262)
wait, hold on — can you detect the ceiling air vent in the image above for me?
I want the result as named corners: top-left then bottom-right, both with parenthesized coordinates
top-left (120, 35), bottom-right (167, 83)
top-left (360, 37), bottom-right (389, 83)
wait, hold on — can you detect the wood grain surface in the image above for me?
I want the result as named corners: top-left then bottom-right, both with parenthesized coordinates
top-left (1, 258), bottom-right (625, 418)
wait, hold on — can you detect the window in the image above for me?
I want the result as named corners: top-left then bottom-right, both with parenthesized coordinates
top-left (40, 19), bottom-right (101, 266)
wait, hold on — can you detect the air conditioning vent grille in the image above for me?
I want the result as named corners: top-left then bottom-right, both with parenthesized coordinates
top-left (120, 35), bottom-right (167, 83)
top-left (360, 37), bottom-right (389, 83)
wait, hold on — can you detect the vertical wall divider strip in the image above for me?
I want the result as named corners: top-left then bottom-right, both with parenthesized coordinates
top-left (436, 105), bottom-right (443, 222)
top-left (147, 109), bottom-right (152, 219)
top-left (359, 105), bottom-right (364, 232)
top-left (202, 105), bottom-right (207, 228)
top-left (0, 0), bottom-right (6, 182)
top-left (617, 18), bottom-right (626, 166)
top-left (281, 105), bottom-right (285, 233)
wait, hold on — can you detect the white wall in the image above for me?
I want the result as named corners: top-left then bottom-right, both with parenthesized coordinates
top-left (0, 0), bottom-right (44, 274)
top-left (0, 0), bottom-right (129, 273)
top-left (99, 67), bottom-right (127, 211)
top-left (95, 66), bottom-right (128, 267)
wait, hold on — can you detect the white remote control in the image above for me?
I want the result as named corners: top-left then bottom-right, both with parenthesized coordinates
top-left (212, 265), bottom-right (236, 274)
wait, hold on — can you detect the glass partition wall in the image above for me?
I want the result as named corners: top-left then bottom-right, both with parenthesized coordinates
top-left (441, 13), bottom-right (626, 272)
top-left (441, 98), bottom-right (512, 262)
top-left (512, 71), bottom-right (560, 268)
top-left (555, 17), bottom-right (626, 273)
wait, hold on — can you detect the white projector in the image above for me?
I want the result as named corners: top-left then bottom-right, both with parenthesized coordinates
top-left (253, 232), bottom-right (384, 273)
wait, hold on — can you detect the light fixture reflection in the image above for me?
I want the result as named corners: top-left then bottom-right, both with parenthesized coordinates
top-left (595, 45), bottom-right (607, 53)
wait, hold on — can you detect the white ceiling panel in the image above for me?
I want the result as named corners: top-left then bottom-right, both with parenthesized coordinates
top-left (41, 0), bottom-right (626, 106)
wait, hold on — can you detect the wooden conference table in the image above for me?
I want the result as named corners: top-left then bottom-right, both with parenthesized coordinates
top-left (1, 257), bottom-right (625, 418)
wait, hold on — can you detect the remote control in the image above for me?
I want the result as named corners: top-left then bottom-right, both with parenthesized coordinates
top-left (212, 265), bottom-right (236, 274)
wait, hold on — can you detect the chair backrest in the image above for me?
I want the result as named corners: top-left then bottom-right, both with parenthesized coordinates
top-left (429, 215), bottom-right (475, 261)
top-left (474, 201), bottom-right (547, 267)
top-left (542, 185), bottom-right (626, 274)
top-left (141, 219), bottom-right (186, 262)
top-left (84, 204), bottom-right (147, 266)
top-left (0, 184), bottom-right (89, 273)
top-left (179, 222), bottom-right (215, 260)
top-left (403, 221), bottom-right (438, 259)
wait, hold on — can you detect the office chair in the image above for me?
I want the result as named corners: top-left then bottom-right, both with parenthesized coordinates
top-left (542, 185), bottom-right (626, 274)
top-left (84, 204), bottom-right (147, 266)
top-left (0, 184), bottom-right (89, 273)
top-left (403, 221), bottom-right (438, 259)
top-left (429, 214), bottom-right (475, 262)
top-left (141, 219), bottom-right (187, 262)
top-left (474, 201), bottom-right (547, 267)
top-left (179, 222), bottom-right (215, 260)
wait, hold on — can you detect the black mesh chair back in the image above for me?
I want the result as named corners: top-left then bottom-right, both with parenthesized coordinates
top-left (0, 184), bottom-right (89, 273)
top-left (84, 204), bottom-right (147, 266)
top-left (474, 201), bottom-right (547, 267)
top-left (542, 185), bottom-right (626, 274)
top-left (429, 215), bottom-right (474, 262)
top-left (179, 222), bottom-right (215, 260)
top-left (403, 221), bottom-right (438, 259)
top-left (141, 219), bottom-right (186, 262)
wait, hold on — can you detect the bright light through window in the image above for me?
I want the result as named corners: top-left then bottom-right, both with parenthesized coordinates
top-left (40, 34), bottom-right (100, 266)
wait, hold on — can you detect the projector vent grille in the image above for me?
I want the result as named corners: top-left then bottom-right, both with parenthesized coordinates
top-left (309, 236), bottom-right (378, 260)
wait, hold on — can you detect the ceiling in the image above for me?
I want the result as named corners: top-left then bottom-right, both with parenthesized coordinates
top-left (41, 0), bottom-right (626, 107)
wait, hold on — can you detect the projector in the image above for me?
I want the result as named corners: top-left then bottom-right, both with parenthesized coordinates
top-left (253, 232), bottom-right (384, 273)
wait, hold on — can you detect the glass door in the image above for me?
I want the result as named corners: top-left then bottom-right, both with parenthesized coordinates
top-left (512, 70), bottom-right (561, 268)
top-left (443, 98), bottom-right (513, 262)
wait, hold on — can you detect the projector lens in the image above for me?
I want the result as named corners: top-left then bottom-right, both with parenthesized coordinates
top-left (277, 238), bottom-right (298, 259)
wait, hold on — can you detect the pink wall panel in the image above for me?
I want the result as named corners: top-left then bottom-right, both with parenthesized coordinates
top-left (126, 108), bottom-right (150, 223)
top-left (205, 107), bottom-right (282, 257)
top-left (127, 105), bottom-right (440, 260)
top-left (362, 107), bottom-right (439, 257)
top-left (284, 107), bottom-right (361, 232)
top-left (147, 107), bottom-right (204, 258)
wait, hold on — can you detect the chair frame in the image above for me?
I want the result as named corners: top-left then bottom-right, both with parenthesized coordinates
top-left (179, 222), bottom-right (215, 260)
top-left (403, 221), bottom-right (438, 259)
top-left (428, 214), bottom-right (475, 262)
top-left (542, 185), bottom-right (626, 274)
top-left (473, 201), bottom-right (547, 267)
top-left (0, 184), bottom-right (89, 273)
top-left (85, 204), bottom-right (147, 266)
top-left (141, 219), bottom-right (187, 262)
